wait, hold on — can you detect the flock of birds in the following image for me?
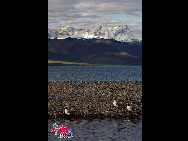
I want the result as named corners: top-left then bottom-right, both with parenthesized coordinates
top-left (48, 81), bottom-right (142, 119)
top-left (64, 100), bottom-right (132, 116)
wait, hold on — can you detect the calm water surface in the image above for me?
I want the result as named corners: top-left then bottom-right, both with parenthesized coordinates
top-left (48, 118), bottom-right (142, 141)
top-left (48, 66), bottom-right (142, 81)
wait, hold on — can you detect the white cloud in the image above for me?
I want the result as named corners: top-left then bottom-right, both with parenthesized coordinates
top-left (48, 0), bottom-right (142, 40)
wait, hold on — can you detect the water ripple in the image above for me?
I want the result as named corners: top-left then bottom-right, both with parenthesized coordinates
top-left (48, 66), bottom-right (142, 81)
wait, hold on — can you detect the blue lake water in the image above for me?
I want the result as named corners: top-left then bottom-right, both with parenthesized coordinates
top-left (48, 118), bottom-right (142, 141)
top-left (48, 66), bottom-right (142, 81)
top-left (48, 66), bottom-right (142, 140)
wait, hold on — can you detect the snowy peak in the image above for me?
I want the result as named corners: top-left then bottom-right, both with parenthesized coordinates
top-left (48, 25), bottom-right (136, 42)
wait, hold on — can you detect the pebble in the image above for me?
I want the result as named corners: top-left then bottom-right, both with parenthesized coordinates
top-left (48, 81), bottom-right (142, 120)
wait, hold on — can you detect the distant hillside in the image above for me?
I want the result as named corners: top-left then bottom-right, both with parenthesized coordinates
top-left (48, 38), bottom-right (142, 66)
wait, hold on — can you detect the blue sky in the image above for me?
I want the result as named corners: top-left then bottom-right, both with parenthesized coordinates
top-left (110, 14), bottom-right (142, 20)
top-left (48, 0), bottom-right (142, 40)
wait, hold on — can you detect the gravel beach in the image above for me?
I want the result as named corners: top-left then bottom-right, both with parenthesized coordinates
top-left (48, 81), bottom-right (142, 120)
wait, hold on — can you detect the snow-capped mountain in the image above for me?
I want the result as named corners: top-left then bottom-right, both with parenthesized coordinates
top-left (48, 25), bottom-right (135, 42)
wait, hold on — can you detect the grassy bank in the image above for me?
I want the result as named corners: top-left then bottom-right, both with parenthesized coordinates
top-left (48, 60), bottom-right (141, 66)
top-left (48, 60), bottom-right (116, 66)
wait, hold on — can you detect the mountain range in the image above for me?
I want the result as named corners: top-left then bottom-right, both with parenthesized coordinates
top-left (48, 25), bottom-right (140, 42)
top-left (48, 38), bottom-right (142, 66)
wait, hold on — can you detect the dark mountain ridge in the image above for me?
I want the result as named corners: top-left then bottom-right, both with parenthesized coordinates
top-left (48, 38), bottom-right (142, 66)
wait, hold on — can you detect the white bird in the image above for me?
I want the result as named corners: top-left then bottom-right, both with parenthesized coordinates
top-left (65, 107), bottom-right (70, 115)
top-left (113, 100), bottom-right (118, 107)
top-left (127, 106), bottom-right (132, 111)
top-left (64, 107), bottom-right (76, 116)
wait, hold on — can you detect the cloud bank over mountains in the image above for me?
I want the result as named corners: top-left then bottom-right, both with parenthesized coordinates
top-left (48, 0), bottom-right (142, 40)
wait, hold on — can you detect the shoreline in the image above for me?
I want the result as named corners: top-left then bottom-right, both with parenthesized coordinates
top-left (48, 81), bottom-right (142, 120)
top-left (48, 60), bottom-right (142, 66)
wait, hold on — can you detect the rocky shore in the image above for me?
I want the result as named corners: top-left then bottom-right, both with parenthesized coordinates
top-left (48, 81), bottom-right (142, 120)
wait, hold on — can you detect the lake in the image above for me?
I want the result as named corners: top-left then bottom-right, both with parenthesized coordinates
top-left (48, 118), bottom-right (142, 141)
top-left (48, 66), bottom-right (142, 81)
top-left (48, 66), bottom-right (142, 140)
